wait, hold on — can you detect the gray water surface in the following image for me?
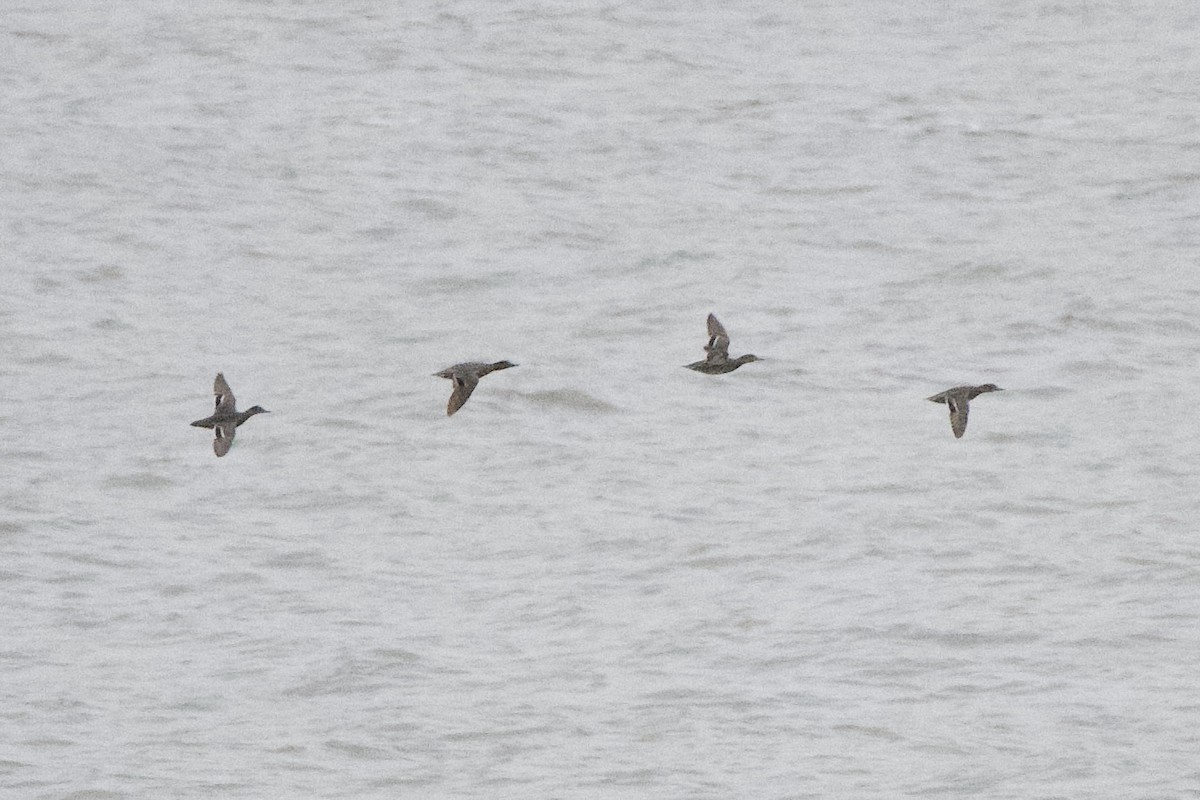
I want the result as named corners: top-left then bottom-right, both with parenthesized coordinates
top-left (3, 2), bottom-right (1200, 798)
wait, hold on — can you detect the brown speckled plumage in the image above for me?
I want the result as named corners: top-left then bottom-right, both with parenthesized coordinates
top-left (434, 361), bottom-right (518, 416)
top-left (684, 314), bottom-right (760, 374)
top-left (190, 373), bottom-right (269, 456)
top-left (927, 384), bottom-right (1002, 438)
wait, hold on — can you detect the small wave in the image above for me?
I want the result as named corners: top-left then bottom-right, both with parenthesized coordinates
top-left (102, 472), bottom-right (175, 490)
top-left (522, 389), bottom-right (619, 413)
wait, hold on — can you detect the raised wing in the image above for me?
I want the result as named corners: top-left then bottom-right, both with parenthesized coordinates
top-left (213, 373), bottom-right (236, 414)
top-left (704, 314), bottom-right (730, 362)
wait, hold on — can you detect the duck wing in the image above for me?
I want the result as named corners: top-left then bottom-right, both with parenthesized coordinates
top-left (213, 373), bottom-right (236, 414)
top-left (447, 372), bottom-right (480, 416)
top-left (704, 314), bottom-right (731, 362)
top-left (213, 420), bottom-right (236, 456)
top-left (947, 395), bottom-right (969, 438)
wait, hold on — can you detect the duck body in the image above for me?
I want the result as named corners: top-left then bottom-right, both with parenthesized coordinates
top-left (191, 373), bottom-right (269, 456)
top-left (927, 383), bottom-right (1002, 438)
top-left (684, 353), bottom-right (761, 374)
top-left (435, 360), bottom-right (517, 415)
top-left (684, 313), bottom-right (760, 374)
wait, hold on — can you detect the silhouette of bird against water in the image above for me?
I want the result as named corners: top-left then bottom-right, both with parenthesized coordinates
top-left (926, 384), bottom-right (1002, 438)
top-left (684, 313), bottom-right (761, 374)
top-left (190, 373), bottom-right (269, 456)
top-left (434, 361), bottom-right (518, 415)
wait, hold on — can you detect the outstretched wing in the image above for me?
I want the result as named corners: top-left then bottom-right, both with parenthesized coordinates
top-left (214, 373), bottom-right (236, 414)
top-left (704, 313), bottom-right (730, 362)
top-left (447, 373), bottom-right (479, 416)
top-left (947, 396), bottom-right (969, 439)
top-left (213, 420), bottom-right (236, 456)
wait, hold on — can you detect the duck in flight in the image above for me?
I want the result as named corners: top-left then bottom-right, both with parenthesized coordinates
top-left (190, 373), bottom-right (269, 456)
top-left (434, 361), bottom-right (518, 415)
top-left (684, 313), bottom-right (761, 374)
top-left (927, 384), bottom-right (1002, 438)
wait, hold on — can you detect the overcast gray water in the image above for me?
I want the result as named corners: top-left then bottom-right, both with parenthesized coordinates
top-left (3, 1), bottom-right (1200, 798)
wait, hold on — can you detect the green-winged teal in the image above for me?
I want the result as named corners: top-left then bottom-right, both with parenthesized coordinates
top-left (927, 384), bottom-right (1002, 438)
top-left (190, 373), bottom-right (269, 456)
top-left (434, 361), bottom-right (517, 416)
top-left (685, 313), bottom-right (760, 374)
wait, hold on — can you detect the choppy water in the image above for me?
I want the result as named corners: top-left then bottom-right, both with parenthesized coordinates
top-left (3, 1), bottom-right (1200, 797)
